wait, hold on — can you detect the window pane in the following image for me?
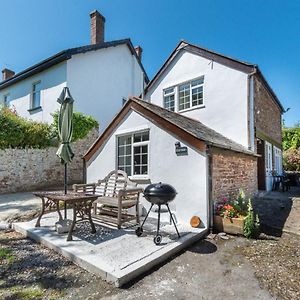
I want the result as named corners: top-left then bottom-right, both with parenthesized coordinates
top-left (134, 147), bottom-right (141, 154)
top-left (125, 155), bottom-right (131, 165)
top-left (191, 78), bottom-right (204, 87)
top-left (119, 135), bottom-right (131, 146)
top-left (164, 94), bottom-right (175, 111)
top-left (142, 166), bottom-right (148, 175)
top-left (118, 134), bottom-right (132, 175)
top-left (142, 154), bottom-right (147, 164)
top-left (179, 83), bottom-right (190, 111)
top-left (142, 145), bottom-right (147, 153)
top-left (141, 131), bottom-right (149, 141)
top-left (134, 133), bottom-right (142, 143)
top-left (164, 87), bottom-right (174, 95)
top-left (118, 146), bottom-right (125, 156)
top-left (191, 85), bottom-right (203, 106)
top-left (133, 145), bottom-right (148, 175)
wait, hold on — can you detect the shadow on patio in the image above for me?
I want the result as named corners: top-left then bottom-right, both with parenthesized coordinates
top-left (253, 186), bottom-right (300, 237)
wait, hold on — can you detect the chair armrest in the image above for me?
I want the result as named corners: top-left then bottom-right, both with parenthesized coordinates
top-left (73, 183), bottom-right (96, 194)
top-left (118, 188), bottom-right (143, 198)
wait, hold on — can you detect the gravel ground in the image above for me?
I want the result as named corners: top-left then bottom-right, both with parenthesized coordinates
top-left (240, 232), bottom-right (300, 300)
top-left (3, 229), bottom-right (297, 300)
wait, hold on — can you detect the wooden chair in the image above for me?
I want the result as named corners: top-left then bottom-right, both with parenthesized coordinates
top-left (73, 170), bottom-right (143, 229)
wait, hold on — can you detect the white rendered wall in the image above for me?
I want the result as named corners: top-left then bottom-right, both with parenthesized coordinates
top-left (87, 110), bottom-right (208, 227)
top-left (145, 50), bottom-right (249, 148)
top-left (67, 45), bottom-right (145, 132)
top-left (0, 62), bottom-right (67, 123)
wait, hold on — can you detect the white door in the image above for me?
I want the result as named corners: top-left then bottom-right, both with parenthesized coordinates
top-left (265, 141), bottom-right (273, 191)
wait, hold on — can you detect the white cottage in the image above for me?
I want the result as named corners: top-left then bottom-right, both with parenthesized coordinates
top-left (0, 10), bottom-right (147, 131)
top-left (145, 41), bottom-right (284, 191)
top-left (84, 97), bottom-right (258, 228)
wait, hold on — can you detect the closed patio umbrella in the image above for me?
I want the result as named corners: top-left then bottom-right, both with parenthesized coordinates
top-left (56, 87), bottom-right (74, 199)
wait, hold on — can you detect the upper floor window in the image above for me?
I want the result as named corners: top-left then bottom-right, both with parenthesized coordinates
top-left (163, 87), bottom-right (175, 111)
top-left (117, 130), bottom-right (149, 176)
top-left (163, 77), bottom-right (204, 112)
top-left (31, 81), bottom-right (41, 109)
top-left (179, 78), bottom-right (204, 111)
top-left (3, 94), bottom-right (10, 107)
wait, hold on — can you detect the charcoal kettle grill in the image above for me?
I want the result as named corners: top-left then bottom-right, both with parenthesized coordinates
top-left (135, 182), bottom-right (180, 245)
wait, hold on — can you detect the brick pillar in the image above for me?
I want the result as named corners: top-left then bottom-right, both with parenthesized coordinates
top-left (2, 68), bottom-right (15, 81)
top-left (90, 10), bottom-right (105, 45)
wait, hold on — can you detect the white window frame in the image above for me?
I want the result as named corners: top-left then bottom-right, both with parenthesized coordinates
top-left (116, 130), bottom-right (150, 179)
top-left (162, 76), bottom-right (205, 113)
top-left (178, 77), bottom-right (204, 112)
top-left (163, 87), bottom-right (175, 111)
top-left (31, 81), bottom-right (41, 109)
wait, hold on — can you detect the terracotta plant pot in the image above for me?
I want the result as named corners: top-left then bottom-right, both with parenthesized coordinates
top-left (214, 215), bottom-right (246, 235)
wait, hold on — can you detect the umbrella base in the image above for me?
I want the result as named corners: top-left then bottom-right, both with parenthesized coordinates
top-left (55, 219), bottom-right (73, 234)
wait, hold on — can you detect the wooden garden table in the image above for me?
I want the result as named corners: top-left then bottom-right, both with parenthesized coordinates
top-left (33, 191), bottom-right (98, 241)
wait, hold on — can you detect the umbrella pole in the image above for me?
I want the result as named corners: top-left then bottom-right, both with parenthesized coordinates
top-left (64, 163), bottom-right (67, 219)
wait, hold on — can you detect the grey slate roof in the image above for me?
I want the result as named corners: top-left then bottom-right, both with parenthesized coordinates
top-left (131, 97), bottom-right (257, 156)
top-left (0, 39), bottom-right (148, 90)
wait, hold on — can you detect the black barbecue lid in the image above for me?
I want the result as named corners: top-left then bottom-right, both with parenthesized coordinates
top-left (144, 182), bottom-right (177, 197)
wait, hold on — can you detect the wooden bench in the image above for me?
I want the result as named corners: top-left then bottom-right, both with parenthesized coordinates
top-left (73, 170), bottom-right (143, 229)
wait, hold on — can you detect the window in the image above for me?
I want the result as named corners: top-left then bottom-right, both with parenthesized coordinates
top-left (178, 78), bottom-right (204, 111)
top-left (31, 81), bottom-right (41, 109)
top-left (163, 87), bottom-right (175, 111)
top-left (274, 146), bottom-right (282, 175)
top-left (3, 94), bottom-right (10, 107)
top-left (117, 131), bottom-right (149, 176)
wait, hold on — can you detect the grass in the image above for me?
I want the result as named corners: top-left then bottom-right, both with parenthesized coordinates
top-left (0, 247), bottom-right (15, 264)
top-left (11, 288), bottom-right (44, 300)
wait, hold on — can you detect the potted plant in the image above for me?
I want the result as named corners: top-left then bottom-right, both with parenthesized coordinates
top-left (214, 190), bottom-right (248, 235)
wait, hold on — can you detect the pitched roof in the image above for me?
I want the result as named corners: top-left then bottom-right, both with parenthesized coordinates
top-left (145, 40), bottom-right (284, 112)
top-left (0, 39), bottom-right (149, 90)
top-left (84, 97), bottom-right (257, 161)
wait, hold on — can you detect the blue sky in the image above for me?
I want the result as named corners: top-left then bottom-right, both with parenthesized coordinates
top-left (1, 0), bottom-right (299, 126)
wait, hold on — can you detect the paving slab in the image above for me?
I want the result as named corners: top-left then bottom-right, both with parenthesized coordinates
top-left (0, 192), bottom-right (41, 222)
top-left (13, 211), bottom-right (207, 287)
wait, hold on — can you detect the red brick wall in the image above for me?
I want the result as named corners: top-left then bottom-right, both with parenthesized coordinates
top-left (212, 148), bottom-right (257, 201)
top-left (254, 76), bottom-right (282, 145)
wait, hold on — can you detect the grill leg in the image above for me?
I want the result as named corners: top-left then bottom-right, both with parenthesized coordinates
top-left (166, 204), bottom-right (180, 238)
top-left (140, 203), bottom-right (153, 229)
top-left (156, 204), bottom-right (161, 236)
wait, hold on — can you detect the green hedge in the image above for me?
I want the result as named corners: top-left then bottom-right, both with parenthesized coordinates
top-left (51, 111), bottom-right (99, 142)
top-left (0, 107), bottom-right (52, 149)
top-left (0, 107), bottom-right (99, 149)
top-left (282, 127), bottom-right (300, 151)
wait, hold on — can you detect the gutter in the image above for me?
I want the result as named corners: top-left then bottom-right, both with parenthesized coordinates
top-left (0, 51), bottom-right (69, 90)
top-left (206, 145), bottom-right (214, 232)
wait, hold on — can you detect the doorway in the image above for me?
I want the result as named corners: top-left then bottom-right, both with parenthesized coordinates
top-left (257, 139), bottom-right (266, 190)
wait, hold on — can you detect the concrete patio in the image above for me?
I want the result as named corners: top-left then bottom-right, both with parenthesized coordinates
top-left (13, 211), bottom-right (207, 287)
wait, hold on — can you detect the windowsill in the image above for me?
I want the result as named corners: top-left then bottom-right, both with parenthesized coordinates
top-left (129, 175), bottom-right (150, 182)
top-left (178, 104), bottom-right (205, 113)
top-left (28, 106), bottom-right (42, 113)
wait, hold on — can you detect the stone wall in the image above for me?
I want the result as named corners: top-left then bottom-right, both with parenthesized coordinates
top-left (211, 147), bottom-right (258, 201)
top-left (0, 128), bottom-right (98, 194)
top-left (254, 76), bottom-right (282, 145)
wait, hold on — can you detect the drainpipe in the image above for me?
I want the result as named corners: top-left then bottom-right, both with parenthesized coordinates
top-left (82, 157), bottom-right (87, 184)
top-left (248, 69), bottom-right (257, 152)
top-left (206, 146), bottom-right (214, 233)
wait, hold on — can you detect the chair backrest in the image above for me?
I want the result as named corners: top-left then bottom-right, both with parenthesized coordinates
top-left (95, 170), bottom-right (136, 197)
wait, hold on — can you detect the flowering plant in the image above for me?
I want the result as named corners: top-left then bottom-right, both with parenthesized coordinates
top-left (215, 189), bottom-right (249, 219)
